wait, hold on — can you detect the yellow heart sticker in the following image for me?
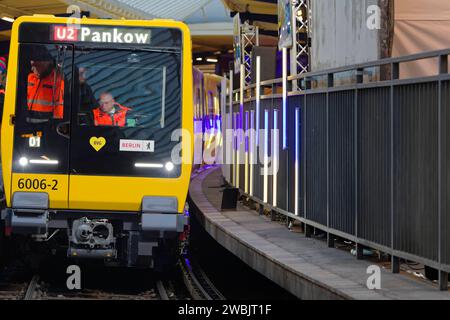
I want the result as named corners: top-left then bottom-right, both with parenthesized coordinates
top-left (89, 137), bottom-right (106, 152)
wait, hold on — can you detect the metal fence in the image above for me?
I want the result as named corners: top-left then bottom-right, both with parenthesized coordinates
top-left (221, 49), bottom-right (450, 290)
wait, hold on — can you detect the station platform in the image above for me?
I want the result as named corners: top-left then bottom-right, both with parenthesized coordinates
top-left (188, 166), bottom-right (450, 300)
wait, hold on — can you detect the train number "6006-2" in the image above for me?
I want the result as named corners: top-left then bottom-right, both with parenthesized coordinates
top-left (17, 178), bottom-right (58, 191)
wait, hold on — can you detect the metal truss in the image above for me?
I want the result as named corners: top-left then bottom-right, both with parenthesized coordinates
top-left (291, 0), bottom-right (310, 76)
top-left (241, 21), bottom-right (259, 86)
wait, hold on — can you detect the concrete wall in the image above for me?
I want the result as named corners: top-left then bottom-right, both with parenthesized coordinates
top-left (311, 0), bottom-right (380, 71)
top-left (393, 0), bottom-right (450, 78)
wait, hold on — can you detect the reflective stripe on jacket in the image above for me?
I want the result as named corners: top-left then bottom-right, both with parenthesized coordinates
top-left (27, 70), bottom-right (64, 119)
top-left (92, 103), bottom-right (130, 127)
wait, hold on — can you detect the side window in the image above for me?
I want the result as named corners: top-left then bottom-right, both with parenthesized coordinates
top-left (208, 91), bottom-right (214, 116)
top-left (12, 43), bottom-right (73, 174)
top-left (195, 87), bottom-right (201, 119)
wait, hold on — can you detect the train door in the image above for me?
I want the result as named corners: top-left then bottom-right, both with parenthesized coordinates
top-left (11, 43), bottom-right (73, 208)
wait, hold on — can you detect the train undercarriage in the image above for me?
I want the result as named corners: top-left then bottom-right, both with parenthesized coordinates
top-left (0, 194), bottom-right (189, 270)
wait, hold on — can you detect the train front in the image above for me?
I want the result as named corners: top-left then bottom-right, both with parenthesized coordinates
top-left (0, 16), bottom-right (193, 269)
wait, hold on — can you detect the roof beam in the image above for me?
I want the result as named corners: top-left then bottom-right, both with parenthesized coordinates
top-left (0, 3), bottom-right (32, 17)
top-left (189, 22), bottom-right (233, 36)
top-left (220, 0), bottom-right (276, 15)
top-left (59, 0), bottom-right (156, 19)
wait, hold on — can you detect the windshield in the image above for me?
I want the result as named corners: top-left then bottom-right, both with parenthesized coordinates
top-left (76, 49), bottom-right (175, 128)
top-left (70, 48), bottom-right (182, 178)
top-left (12, 44), bottom-right (183, 178)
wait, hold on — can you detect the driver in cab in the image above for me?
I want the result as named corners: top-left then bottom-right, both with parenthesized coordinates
top-left (92, 92), bottom-right (132, 127)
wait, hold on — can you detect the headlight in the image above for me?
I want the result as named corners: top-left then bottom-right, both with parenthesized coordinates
top-left (19, 157), bottom-right (28, 166)
top-left (165, 162), bottom-right (174, 171)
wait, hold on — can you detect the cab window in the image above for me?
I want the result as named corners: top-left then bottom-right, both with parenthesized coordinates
top-left (70, 48), bottom-right (182, 178)
top-left (12, 43), bottom-right (73, 174)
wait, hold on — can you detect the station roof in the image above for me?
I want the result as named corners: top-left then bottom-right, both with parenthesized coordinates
top-left (101, 0), bottom-right (214, 20)
top-left (0, 0), bottom-right (237, 54)
top-left (221, 0), bottom-right (278, 34)
top-left (0, 0), bottom-right (215, 21)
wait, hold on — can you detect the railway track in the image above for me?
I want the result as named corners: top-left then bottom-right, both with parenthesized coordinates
top-left (0, 281), bottom-right (30, 300)
top-left (0, 261), bottom-right (224, 300)
top-left (16, 258), bottom-right (224, 300)
top-left (0, 243), bottom-right (224, 300)
top-left (25, 278), bottom-right (174, 300)
top-left (0, 261), bottom-right (176, 300)
top-left (0, 263), bottom-right (36, 300)
top-left (179, 257), bottom-right (225, 300)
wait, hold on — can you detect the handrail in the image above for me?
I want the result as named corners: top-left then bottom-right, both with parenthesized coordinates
top-left (292, 48), bottom-right (450, 80)
top-left (230, 47), bottom-right (450, 99)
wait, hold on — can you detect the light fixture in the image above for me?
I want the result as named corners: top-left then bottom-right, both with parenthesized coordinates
top-left (135, 163), bottom-right (164, 168)
top-left (1, 16), bottom-right (14, 23)
top-left (29, 159), bottom-right (58, 165)
top-left (272, 109), bottom-right (278, 207)
top-left (165, 162), bottom-right (174, 171)
top-left (295, 107), bottom-right (300, 216)
top-left (206, 58), bottom-right (218, 63)
top-left (196, 57), bottom-right (203, 62)
top-left (263, 110), bottom-right (269, 203)
top-left (19, 157), bottom-right (28, 166)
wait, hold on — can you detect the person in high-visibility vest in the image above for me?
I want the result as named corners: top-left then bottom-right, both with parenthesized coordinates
top-left (27, 47), bottom-right (64, 123)
top-left (92, 92), bottom-right (131, 127)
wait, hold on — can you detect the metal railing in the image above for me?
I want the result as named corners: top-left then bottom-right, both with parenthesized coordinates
top-left (222, 48), bottom-right (450, 290)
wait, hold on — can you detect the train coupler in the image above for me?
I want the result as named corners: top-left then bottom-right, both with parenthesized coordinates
top-left (68, 217), bottom-right (117, 260)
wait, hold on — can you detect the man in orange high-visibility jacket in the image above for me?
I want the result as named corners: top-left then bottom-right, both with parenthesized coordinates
top-left (27, 47), bottom-right (64, 123)
top-left (92, 92), bottom-right (130, 127)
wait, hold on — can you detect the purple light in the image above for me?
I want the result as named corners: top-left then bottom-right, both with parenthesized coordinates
top-left (216, 115), bottom-right (222, 132)
top-left (245, 111), bottom-right (249, 152)
top-left (234, 114), bottom-right (238, 151)
top-left (283, 95), bottom-right (287, 149)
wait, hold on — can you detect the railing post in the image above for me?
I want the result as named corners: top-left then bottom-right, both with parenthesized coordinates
top-left (327, 73), bottom-right (334, 88)
top-left (354, 68), bottom-right (363, 250)
top-left (438, 54), bottom-right (448, 290)
top-left (327, 234), bottom-right (335, 248)
top-left (392, 62), bottom-right (400, 81)
top-left (439, 54), bottom-right (448, 75)
top-left (356, 244), bottom-right (364, 260)
top-left (392, 256), bottom-right (400, 274)
top-left (390, 62), bottom-right (399, 273)
top-left (305, 77), bottom-right (311, 90)
top-left (326, 72), bottom-right (332, 246)
top-left (305, 224), bottom-right (313, 238)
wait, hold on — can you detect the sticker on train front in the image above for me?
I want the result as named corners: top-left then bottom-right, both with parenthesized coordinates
top-left (119, 139), bottom-right (154, 152)
top-left (89, 137), bottom-right (106, 152)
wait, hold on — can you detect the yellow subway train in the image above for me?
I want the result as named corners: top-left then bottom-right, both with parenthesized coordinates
top-left (0, 15), bottom-right (195, 269)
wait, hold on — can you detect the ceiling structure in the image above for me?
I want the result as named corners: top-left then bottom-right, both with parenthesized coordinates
top-left (0, 0), bottom-right (235, 54)
top-left (220, 0), bottom-right (278, 35)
